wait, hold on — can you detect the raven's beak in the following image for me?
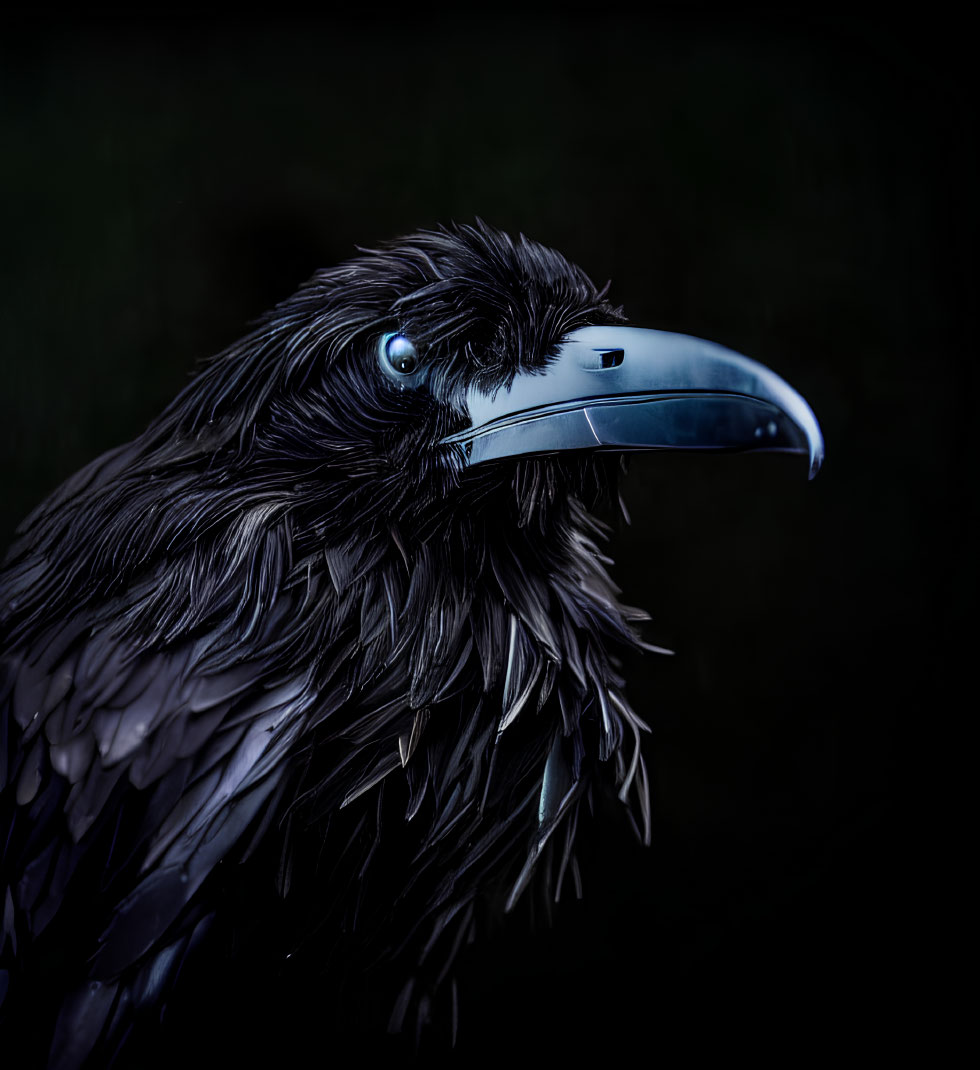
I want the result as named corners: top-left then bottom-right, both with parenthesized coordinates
top-left (443, 325), bottom-right (824, 479)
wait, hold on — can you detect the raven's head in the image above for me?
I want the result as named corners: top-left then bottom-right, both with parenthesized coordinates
top-left (1, 222), bottom-right (823, 1052)
top-left (165, 219), bottom-right (821, 529)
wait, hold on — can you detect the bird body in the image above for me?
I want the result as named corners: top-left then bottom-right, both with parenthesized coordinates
top-left (0, 223), bottom-right (821, 1066)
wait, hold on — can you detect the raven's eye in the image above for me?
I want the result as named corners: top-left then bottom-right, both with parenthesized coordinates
top-left (382, 334), bottom-right (419, 375)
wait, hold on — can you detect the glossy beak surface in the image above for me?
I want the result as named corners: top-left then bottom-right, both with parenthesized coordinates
top-left (443, 325), bottom-right (824, 479)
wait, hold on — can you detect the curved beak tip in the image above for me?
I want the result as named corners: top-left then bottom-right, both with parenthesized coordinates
top-left (808, 437), bottom-right (825, 480)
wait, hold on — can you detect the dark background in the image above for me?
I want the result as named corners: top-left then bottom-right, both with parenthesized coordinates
top-left (0, 13), bottom-right (969, 1064)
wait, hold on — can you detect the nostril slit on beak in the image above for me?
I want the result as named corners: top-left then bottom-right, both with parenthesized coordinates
top-left (598, 349), bottom-right (624, 369)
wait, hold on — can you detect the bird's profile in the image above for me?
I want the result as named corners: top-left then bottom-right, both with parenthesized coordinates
top-left (0, 221), bottom-right (823, 1067)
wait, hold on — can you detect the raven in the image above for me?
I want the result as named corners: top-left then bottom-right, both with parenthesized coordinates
top-left (0, 222), bottom-right (822, 1067)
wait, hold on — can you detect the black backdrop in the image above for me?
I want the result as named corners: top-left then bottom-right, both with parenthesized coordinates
top-left (0, 14), bottom-right (969, 1065)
